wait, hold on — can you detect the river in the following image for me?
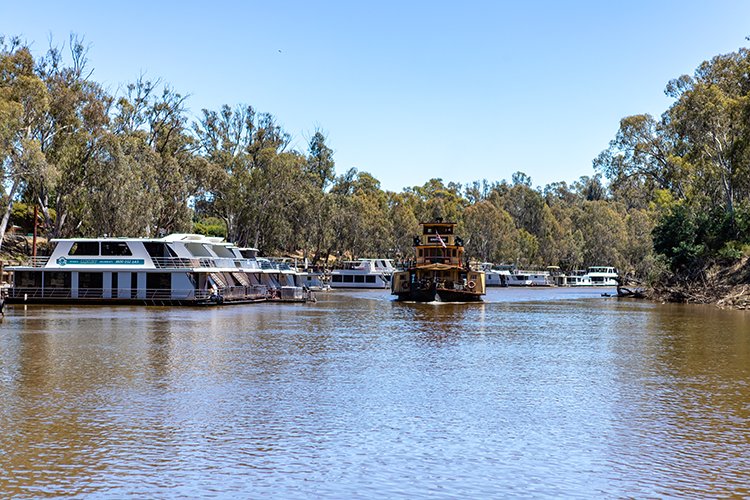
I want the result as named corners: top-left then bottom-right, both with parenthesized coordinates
top-left (1, 288), bottom-right (749, 498)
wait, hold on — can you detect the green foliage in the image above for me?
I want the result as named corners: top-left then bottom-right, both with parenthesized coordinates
top-left (193, 217), bottom-right (227, 238)
top-left (652, 204), bottom-right (706, 270)
top-left (16, 31), bottom-right (740, 279)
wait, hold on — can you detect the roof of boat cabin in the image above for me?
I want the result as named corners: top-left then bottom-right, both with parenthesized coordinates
top-left (48, 233), bottom-right (228, 244)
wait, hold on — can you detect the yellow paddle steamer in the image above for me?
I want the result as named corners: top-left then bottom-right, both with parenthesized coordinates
top-left (391, 219), bottom-right (485, 302)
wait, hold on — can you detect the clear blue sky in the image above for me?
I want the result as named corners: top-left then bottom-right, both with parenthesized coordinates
top-left (2, 1), bottom-right (749, 192)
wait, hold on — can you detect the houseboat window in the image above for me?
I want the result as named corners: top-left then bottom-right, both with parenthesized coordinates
top-left (79, 272), bottom-right (103, 298)
top-left (332, 275), bottom-right (343, 283)
top-left (343, 275), bottom-right (354, 283)
top-left (111, 272), bottom-right (118, 290)
top-left (44, 272), bottom-right (71, 288)
top-left (16, 271), bottom-right (42, 287)
top-left (354, 276), bottom-right (364, 283)
top-left (365, 276), bottom-right (376, 283)
top-left (147, 273), bottom-right (171, 289)
top-left (102, 242), bottom-right (133, 256)
top-left (418, 249), bottom-right (423, 257)
top-left (144, 242), bottom-right (176, 258)
top-left (70, 241), bottom-right (99, 255)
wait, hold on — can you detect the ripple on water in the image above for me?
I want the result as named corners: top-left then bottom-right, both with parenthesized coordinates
top-left (0, 292), bottom-right (749, 497)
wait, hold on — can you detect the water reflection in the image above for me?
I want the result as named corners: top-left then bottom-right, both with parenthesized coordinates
top-left (0, 291), bottom-right (749, 497)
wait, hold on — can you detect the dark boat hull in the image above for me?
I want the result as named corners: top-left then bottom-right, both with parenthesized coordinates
top-left (435, 289), bottom-right (483, 302)
top-left (393, 285), bottom-right (438, 302)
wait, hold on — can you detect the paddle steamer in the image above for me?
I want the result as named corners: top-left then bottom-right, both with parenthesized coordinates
top-left (391, 219), bottom-right (485, 302)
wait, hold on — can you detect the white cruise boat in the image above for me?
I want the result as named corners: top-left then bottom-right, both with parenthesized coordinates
top-left (5, 234), bottom-right (307, 306)
top-left (505, 270), bottom-right (554, 287)
top-left (569, 266), bottom-right (619, 286)
top-left (329, 259), bottom-right (395, 289)
top-left (483, 264), bottom-right (554, 287)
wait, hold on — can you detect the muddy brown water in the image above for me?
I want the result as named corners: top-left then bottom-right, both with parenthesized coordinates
top-left (1, 287), bottom-right (748, 497)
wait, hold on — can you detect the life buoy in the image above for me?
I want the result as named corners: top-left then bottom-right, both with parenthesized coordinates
top-left (468, 281), bottom-right (476, 290)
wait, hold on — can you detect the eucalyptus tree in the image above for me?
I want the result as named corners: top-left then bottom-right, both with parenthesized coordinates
top-left (463, 200), bottom-right (518, 263)
top-left (407, 178), bottom-right (466, 227)
top-left (111, 77), bottom-right (206, 236)
top-left (301, 131), bottom-right (335, 263)
top-left (76, 132), bottom-right (160, 236)
top-left (193, 104), bottom-right (258, 245)
top-left (30, 36), bottom-right (112, 238)
top-left (593, 114), bottom-right (686, 203)
top-left (326, 169), bottom-right (392, 259)
top-left (572, 201), bottom-right (628, 269)
top-left (144, 85), bottom-right (206, 234)
top-left (623, 208), bottom-right (658, 278)
top-left (0, 37), bottom-right (50, 250)
top-left (665, 48), bottom-right (750, 219)
top-left (387, 190), bottom-right (420, 259)
top-left (497, 173), bottom-right (546, 240)
top-left (194, 105), bottom-right (308, 251)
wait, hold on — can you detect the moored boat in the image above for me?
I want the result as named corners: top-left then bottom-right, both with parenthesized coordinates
top-left (391, 219), bottom-right (485, 302)
top-left (5, 234), bottom-right (308, 306)
top-left (329, 259), bottom-right (395, 289)
top-left (570, 266), bottom-right (619, 286)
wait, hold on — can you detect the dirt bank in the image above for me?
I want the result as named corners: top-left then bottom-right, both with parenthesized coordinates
top-left (648, 257), bottom-right (750, 310)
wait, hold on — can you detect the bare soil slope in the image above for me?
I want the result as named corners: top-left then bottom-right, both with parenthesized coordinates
top-left (649, 257), bottom-right (750, 310)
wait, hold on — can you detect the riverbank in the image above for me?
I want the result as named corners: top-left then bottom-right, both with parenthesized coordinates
top-left (649, 257), bottom-right (750, 310)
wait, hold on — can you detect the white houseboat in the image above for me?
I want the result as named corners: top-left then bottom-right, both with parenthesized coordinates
top-left (483, 264), bottom-right (554, 287)
top-left (5, 234), bottom-right (307, 306)
top-left (505, 270), bottom-right (554, 287)
top-left (329, 259), bottom-right (395, 289)
top-left (568, 266), bottom-right (619, 286)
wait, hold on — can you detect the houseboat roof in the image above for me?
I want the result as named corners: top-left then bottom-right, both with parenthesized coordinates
top-left (49, 233), bottom-right (228, 244)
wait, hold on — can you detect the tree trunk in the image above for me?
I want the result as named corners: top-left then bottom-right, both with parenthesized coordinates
top-left (0, 178), bottom-right (22, 253)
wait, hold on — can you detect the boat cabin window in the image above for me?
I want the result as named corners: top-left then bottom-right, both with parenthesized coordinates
top-left (44, 272), bottom-right (71, 288)
top-left (15, 271), bottom-right (42, 287)
top-left (147, 273), bottom-right (171, 289)
top-left (365, 276), bottom-right (376, 283)
top-left (102, 242), bottom-right (133, 256)
top-left (422, 225), bottom-right (453, 235)
top-left (70, 241), bottom-right (99, 255)
top-left (143, 242), bottom-right (176, 258)
top-left (79, 272), bottom-right (103, 294)
top-left (239, 249), bottom-right (258, 259)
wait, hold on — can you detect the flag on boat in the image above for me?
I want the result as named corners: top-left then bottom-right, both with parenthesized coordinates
top-left (436, 233), bottom-right (446, 248)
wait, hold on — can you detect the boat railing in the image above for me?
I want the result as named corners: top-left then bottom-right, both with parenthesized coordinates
top-left (234, 259), bottom-right (261, 270)
top-left (17, 256), bottom-right (51, 268)
top-left (219, 285), bottom-right (268, 300)
top-left (151, 257), bottom-right (200, 268)
top-left (7, 287), bottom-right (211, 300)
top-left (150, 257), bottom-right (220, 269)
